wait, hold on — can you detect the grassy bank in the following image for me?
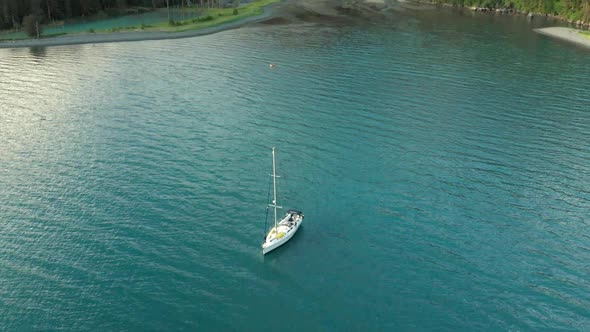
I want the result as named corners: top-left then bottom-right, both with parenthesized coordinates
top-left (94, 0), bottom-right (279, 34)
top-left (581, 30), bottom-right (590, 38)
top-left (154, 0), bottom-right (279, 32)
top-left (95, 0), bottom-right (279, 34)
top-left (0, 32), bottom-right (67, 41)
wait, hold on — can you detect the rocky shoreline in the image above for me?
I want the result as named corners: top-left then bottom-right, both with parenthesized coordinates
top-left (468, 6), bottom-right (589, 29)
top-left (426, 1), bottom-right (590, 30)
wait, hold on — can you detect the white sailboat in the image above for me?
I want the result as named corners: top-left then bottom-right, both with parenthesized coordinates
top-left (262, 147), bottom-right (304, 255)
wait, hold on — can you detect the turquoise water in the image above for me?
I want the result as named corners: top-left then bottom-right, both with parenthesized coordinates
top-left (1, 10), bottom-right (590, 330)
top-left (0, 8), bottom-right (199, 40)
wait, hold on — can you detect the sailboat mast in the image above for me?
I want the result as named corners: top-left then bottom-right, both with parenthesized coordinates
top-left (272, 147), bottom-right (278, 231)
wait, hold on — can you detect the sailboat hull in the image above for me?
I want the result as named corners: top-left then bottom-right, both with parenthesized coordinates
top-left (262, 212), bottom-right (303, 255)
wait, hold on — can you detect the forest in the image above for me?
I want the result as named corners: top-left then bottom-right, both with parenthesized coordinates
top-left (444, 0), bottom-right (590, 21)
top-left (0, 0), bottom-right (187, 30)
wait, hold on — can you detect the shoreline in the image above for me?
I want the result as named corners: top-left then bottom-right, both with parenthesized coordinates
top-left (0, 5), bottom-right (277, 49)
top-left (534, 27), bottom-right (590, 49)
top-left (415, 0), bottom-right (590, 29)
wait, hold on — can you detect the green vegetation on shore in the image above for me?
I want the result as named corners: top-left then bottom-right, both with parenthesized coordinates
top-left (0, 1), bottom-right (163, 32)
top-left (156, 0), bottom-right (277, 32)
top-left (0, 32), bottom-right (67, 41)
top-left (82, 0), bottom-right (277, 34)
top-left (435, 0), bottom-right (590, 23)
top-left (0, 0), bottom-right (247, 37)
top-left (0, 0), bottom-right (276, 40)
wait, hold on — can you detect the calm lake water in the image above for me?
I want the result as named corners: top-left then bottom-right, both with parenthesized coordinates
top-left (1, 9), bottom-right (590, 331)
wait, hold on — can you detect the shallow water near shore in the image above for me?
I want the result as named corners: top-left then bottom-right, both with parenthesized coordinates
top-left (1, 9), bottom-right (590, 330)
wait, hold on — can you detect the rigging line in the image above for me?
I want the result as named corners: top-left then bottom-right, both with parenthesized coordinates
top-left (277, 156), bottom-right (290, 201)
top-left (263, 167), bottom-right (272, 240)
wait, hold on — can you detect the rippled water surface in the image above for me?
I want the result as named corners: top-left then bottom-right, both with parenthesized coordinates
top-left (1, 10), bottom-right (590, 331)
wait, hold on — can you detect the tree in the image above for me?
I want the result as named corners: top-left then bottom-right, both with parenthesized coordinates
top-left (43, 0), bottom-right (60, 22)
top-left (1, 1), bottom-right (9, 29)
top-left (166, 0), bottom-right (169, 20)
top-left (583, 0), bottom-right (590, 20)
top-left (64, 0), bottom-right (72, 18)
top-left (0, 0), bottom-right (21, 29)
top-left (22, 14), bottom-right (42, 37)
top-left (79, 0), bottom-right (101, 16)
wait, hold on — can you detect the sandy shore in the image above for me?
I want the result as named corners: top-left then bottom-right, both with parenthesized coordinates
top-left (534, 27), bottom-right (590, 49)
top-left (0, 5), bottom-right (276, 49)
